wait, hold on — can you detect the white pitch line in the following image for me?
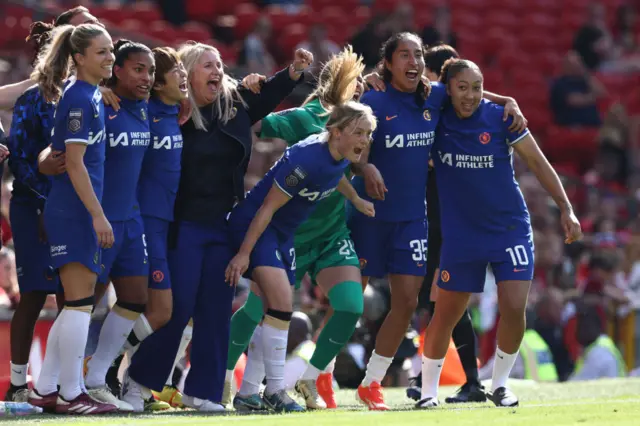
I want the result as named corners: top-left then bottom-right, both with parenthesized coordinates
top-left (141, 397), bottom-right (640, 425)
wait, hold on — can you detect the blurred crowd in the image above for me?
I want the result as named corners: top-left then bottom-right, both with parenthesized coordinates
top-left (1, 0), bottom-right (640, 385)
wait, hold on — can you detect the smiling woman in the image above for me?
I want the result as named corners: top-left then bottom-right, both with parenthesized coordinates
top-left (81, 39), bottom-right (156, 412)
top-left (126, 41), bottom-right (312, 411)
top-left (27, 23), bottom-right (119, 415)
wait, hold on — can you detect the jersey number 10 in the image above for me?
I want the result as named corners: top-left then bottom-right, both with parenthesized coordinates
top-left (505, 245), bottom-right (529, 266)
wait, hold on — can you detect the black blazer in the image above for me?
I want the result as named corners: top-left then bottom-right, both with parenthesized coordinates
top-left (174, 67), bottom-right (302, 224)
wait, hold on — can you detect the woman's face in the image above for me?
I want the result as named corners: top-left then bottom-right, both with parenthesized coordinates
top-left (75, 32), bottom-right (115, 84)
top-left (334, 116), bottom-right (374, 163)
top-left (114, 52), bottom-right (155, 100)
top-left (156, 60), bottom-right (188, 104)
top-left (190, 49), bottom-right (224, 107)
top-left (447, 67), bottom-right (483, 118)
top-left (385, 37), bottom-right (425, 93)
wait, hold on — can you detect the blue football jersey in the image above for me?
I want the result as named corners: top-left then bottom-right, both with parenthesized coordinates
top-left (138, 97), bottom-right (182, 221)
top-left (102, 98), bottom-right (151, 221)
top-left (46, 80), bottom-right (106, 217)
top-left (231, 134), bottom-right (350, 238)
top-left (433, 99), bottom-right (532, 250)
top-left (355, 82), bottom-right (447, 221)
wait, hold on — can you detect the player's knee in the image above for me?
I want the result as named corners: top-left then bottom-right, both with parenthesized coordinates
top-left (392, 291), bottom-right (419, 315)
top-left (64, 295), bottom-right (96, 313)
top-left (147, 306), bottom-right (171, 330)
top-left (328, 281), bottom-right (364, 316)
top-left (113, 300), bottom-right (146, 320)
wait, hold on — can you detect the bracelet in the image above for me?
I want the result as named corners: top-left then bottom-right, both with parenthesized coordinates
top-left (290, 64), bottom-right (305, 75)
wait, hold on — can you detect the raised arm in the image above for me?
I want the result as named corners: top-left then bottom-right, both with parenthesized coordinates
top-left (245, 49), bottom-right (313, 125)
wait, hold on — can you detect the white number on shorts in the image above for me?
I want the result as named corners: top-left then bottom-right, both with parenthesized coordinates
top-left (338, 239), bottom-right (356, 259)
top-left (289, 247), bottom-right (296, 271)
top-left (142, 234), bottom-right (148, 258)
top-left (410, 239), bottom-right (428, 262)
top-left (505, 245), bottom-right (529, 266)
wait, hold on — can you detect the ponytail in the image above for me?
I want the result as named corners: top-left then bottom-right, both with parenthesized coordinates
top-left (31, 25), bottom-right (75, 102)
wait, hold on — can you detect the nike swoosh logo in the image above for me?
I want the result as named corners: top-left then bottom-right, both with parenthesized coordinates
top-left (386, 115), bottom-right (397, 121)
top-left (153, 117), bottom-right (162, 123)
top-left (108, 114), bottom-right (117, 120)
top-left (513, 268), bottom-right (527, 272)
top-left (11, 369), bottom-right (22, 374)
top-left (231, 341), bottom-right (245, 346)
top-left (329, 338), bottom-right (344, 345)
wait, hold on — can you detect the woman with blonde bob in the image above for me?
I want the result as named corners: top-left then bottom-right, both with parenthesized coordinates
top-left (223, 46), bottom-right (369, 412)
top-left (126, 41), bottom-right (313, 411)
top-left (225, 100), bottom-right (376, 412)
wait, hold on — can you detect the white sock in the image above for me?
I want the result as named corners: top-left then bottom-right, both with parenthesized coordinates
top-left (35, 312), bottom-right (62, 395)
top-left (125, 314), bottom-right (153, 358)
top-left (58, 309), bottom-right (91, 401)
top-left (420, 356), bottom-right (444, 399)
top-left (301, 364), bottom-right (322, 381)
top-left (261, 319), bottom-right (288, 396)
top-left (10, 362), bottom-right (28, 387)
top-left (166, 324), bottom-right (192, 386)
top-left (225, 369), bottom-right (234, 383)
top-left (239, 325), bottom-right (265, 396)
top-left (323, 358), bottom-right (336, 374)
top-left (362, 351), bottom-right (393, 386)
top-left (85, 307), bottom-right (138, 388)
top-left (491, 347), bottom-right (518, 391)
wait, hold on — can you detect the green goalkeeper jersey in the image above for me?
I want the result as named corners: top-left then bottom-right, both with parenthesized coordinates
top-left (260, 98), bottom-right (349, 246)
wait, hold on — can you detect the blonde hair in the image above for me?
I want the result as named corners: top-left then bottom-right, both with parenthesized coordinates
top-left (304, 45), bottom-right (364, 110)
top-left (31, 23), bottom-right (108, 102)
top-left (178, 42), bottom-right (246, 130)
top-left (326, 101), bottom-right (377, 134)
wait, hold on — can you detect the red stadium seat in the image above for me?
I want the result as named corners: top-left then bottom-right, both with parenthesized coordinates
top-left (233, 4), bottom-right (260, 40)
top-left (266, 6), bottom-right (296, 36)
top-left (522, 13), bottom-right (558, 34)
top-left (484, 11), bottom-right (519, 33)
top-left (449, 0), bottom-right (484, 14)
top-left (452, 11), bottom-right (482, 33)
top-left (278, 23), bottom-right (307, 58)
top-left (119, 19), bottom-right (144, 33)
top-left (537, 51), bottom-right (562, 76)
top-left (146, 21), bottom-right (178, 44)
top-left (352, 7), bottom-right (372, 29)
top-left (185, 0), bottom-right (219, 23)
top-left (525, 0), bottom-right (561, 15)
top-left (486, 0), bottom-right (522, 14)
top-left (131, 2), bottom-right (163, 22)
top-left (178, 22), bottom-right (212, 42)
top-left (519, 33), bottom-right (556, 55)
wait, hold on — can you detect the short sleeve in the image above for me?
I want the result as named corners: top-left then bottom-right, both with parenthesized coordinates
top-left (273, 153), bottom-right (313, 198)
top-left (59, 94), bottom-right (95, 145)
top-left (504, 116), bottom-right (530, 146)
top-left (429, 81), bottom-right (448, 109)
top-left (261, 108), bottom-right (315, 146)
